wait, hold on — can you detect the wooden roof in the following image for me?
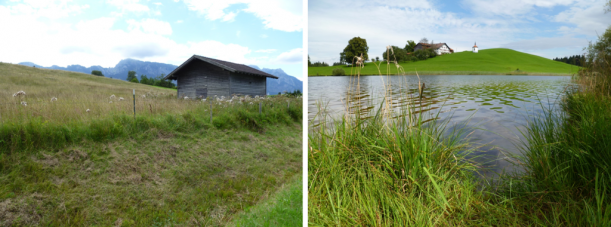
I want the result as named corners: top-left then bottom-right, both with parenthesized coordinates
top-left (164, 55), bottom-right (278, 80)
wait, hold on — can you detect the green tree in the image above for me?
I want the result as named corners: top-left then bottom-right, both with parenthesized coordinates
top-left (91, 70), bottom-right (104, 77)
top-left (308, 55), bottom-right (312, 67)
top-left (404, 40), bottom-right (417, 53)
top-left (341, 37), bottom-right (369, 65)
top-left (140, 75), bottom-right (151, 85)
top-left (382, 46), bottom-right (409, 62)
top-left (127, 71), bottom-right (137, 82)
top-left (586, 25), bottom-right (611, 65)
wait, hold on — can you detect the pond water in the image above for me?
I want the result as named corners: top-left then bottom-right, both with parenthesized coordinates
top-left (309, 75), bottom-right (571, 180)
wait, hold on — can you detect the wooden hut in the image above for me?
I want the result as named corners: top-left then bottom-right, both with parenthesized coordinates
top-left (164, 55), bottom-right (278, 98)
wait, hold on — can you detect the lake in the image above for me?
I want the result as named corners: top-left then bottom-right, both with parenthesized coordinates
top-left (309, 75), bottom-right (571, 180)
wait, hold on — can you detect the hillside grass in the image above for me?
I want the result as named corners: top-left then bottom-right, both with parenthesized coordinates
top-left (309, 48), bottom-right (579, 76)
top-left (0, 62), bottom-right (303, 226)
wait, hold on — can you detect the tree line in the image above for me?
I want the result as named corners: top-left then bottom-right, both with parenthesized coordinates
top-left (553, 55), bottom-right (585, 67)
top-left (309, 37), bottom-right (441, 67)
top-left (127, 71), bottom-right (176, 88)
top-left (91, 70), bottom-right (176, 88)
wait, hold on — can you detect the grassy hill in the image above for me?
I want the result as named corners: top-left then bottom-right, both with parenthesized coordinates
top-left (0, 63), bottom-right (302, 226)
top-left (309, 48), bottom-right (580, 76)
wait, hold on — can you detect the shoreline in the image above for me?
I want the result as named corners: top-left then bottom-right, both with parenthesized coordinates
top-left (308, 71), bottom-right (574, 77)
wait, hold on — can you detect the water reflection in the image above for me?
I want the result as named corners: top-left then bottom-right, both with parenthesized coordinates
top-left (309, 75), bottom-right (571, 179)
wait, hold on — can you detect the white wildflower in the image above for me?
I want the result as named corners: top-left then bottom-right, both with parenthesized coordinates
top-left (109, 101), bottom-right (113, 103)
top-left (86, 109), bottom-right (90, 113)
top-left (118, 97), bottom-right (124, 101)
top-left (201, 98), bottom-right (206, 102)
top-left (249, 102), bottom-right (253, 105)
top-left (20, 101), bottom-right (27, 106)
top-left (184, 96), bottom-right (189, 100)
top-left (13, 91), bottom-right (26, 97)
top-left (141, 95), bottom-right (146, 98)
top-left (51, 97), bottom-right (57, 102)
top-left (110, 94), bottom-right (116, 99)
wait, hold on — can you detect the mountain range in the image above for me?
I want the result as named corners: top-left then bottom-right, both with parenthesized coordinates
top-left (19, 59), bottom-right (302, 95)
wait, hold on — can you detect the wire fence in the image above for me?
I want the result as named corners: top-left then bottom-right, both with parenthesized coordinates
top-left (0, 91), bottom-right (299, 125)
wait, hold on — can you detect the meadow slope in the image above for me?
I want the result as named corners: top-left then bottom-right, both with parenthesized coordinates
top-left (309, 48), bottom-right (579, 76)
top-left (0, 63), bottom-right (302, 226)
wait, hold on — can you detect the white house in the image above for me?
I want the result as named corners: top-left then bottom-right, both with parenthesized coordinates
top-left (414, 42), bottom-right (454, 55)
top-left (472, 42), bottom-right (478, 53)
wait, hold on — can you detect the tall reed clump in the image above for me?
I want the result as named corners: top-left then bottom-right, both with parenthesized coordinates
top-left (308, 47), bottom-right (506, 225)
top-left (512, 25), bottom-right (611, 225)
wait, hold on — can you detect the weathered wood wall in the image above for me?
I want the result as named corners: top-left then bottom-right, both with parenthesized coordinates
top-left (176, 60), bottom-right (229, 98)
top-left (229, 73), bottom-right (266, 96)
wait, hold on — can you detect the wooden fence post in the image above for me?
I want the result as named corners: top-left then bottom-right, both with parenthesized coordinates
top-left (210, 101), bottom-right (213, 123)
top-left (259, 102), bottom-right (262, 114)
top-left (133, 89), bottom-right (136, 120)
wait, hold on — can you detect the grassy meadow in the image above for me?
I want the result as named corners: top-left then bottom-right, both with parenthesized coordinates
top-left (0, 62), bottom-right (303, 226)
top-left (309, 40), bottom-right (611, 225)
top-left (309, 48), bottom-right (579, 76)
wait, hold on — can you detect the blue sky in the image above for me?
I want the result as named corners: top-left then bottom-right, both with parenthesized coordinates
top-left (0, 0), bottom-right (304, 79)
top-left (309, 0), bottom-right (611, 65)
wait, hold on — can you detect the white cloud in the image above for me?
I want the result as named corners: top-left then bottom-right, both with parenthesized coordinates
top-left (501, 36), bottom-right (589, 50)
top-left (222, 11), bottom-right (237, 22)
top-left (554, 1), bottom-right (611, 36)
top-left (0, 0), bottom-right (89, 19)
top-left (464, 0), bottom-right (576, 16)
top-left (0, 5), bottom-right (262, 68)
top-left (185, 40), bottom-right (254, 64)
top-left (153, 2), bottom-right (162, 6)
top-left (182, 0), bottom-right (302, 32)
top-left (255, 49), bottom-right (276, 53)
top-left (107, 0), bottom-right (149, 13)
top-left (274, 48), bottom-right (302, 64)
top-left (176, 20), bottom-right (183, 23)
top-left (260, 34), bottom-right (268, 38)
top-left (309, 0), bottom-right (608, 64)
top-left (127, 18), bottom-right (173, 35)
top-left (236, 30), bottom-right (241, 37)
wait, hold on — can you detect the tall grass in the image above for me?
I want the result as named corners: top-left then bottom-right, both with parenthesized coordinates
top-left (503, 25), bottom-right (611, 225)
top-left (307, 49), bottom-right (516, 225)
top-left (0, 62), bottom-right (302, 152)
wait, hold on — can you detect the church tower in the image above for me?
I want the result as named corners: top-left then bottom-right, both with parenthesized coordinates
top-left (472, 42), bottom-right (478, 53)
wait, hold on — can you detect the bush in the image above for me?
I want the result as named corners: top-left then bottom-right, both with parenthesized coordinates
top-left (332, 68), bottom-right (345, 76)
top-left (91, 70), bottom-right (104, 77)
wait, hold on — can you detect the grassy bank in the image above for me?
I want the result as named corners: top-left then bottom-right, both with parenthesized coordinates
top-left (308, 48), bottom-right (578, 76)
top-left (501, 28), bottom-right (611, 225)
top-left (308, 41), bottom-right (611, 225)
top-left (0, 63), bottom-right (303, 225)
top-left (232, 175), bottom-right (302, 226)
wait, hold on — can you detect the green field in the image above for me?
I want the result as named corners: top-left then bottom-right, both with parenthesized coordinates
top-left (0, 63), bottom-right (302, 226)
top-left (309, 48), bottom-right (579, 76)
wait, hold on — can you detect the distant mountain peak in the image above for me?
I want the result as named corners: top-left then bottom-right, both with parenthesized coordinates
top-left (17, 59), bottom-right (302, 94)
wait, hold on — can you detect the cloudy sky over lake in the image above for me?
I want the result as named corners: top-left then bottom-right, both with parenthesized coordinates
top-left (309, 0), bottom-right (611, 65)
top-left (0, 0), bottom-right (304, 79)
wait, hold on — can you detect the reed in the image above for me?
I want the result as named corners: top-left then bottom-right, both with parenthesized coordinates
top-left (497, 26), bottom-right (611, 226)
